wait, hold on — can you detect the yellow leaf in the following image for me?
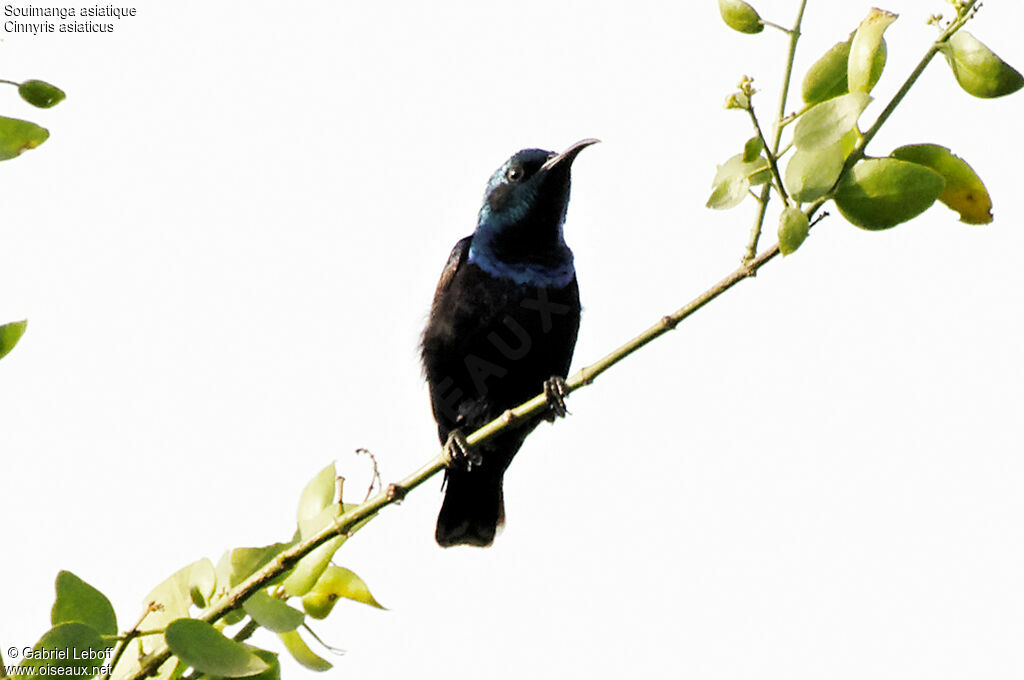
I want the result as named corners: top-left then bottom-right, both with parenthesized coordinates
top-left (891, 144), bottom-right (992, 225)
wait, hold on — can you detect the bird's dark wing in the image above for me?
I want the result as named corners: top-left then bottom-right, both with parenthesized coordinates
top-left (431, 236), bottom-right (472, 306)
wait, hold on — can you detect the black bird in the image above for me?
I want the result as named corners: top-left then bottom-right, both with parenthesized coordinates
top-left (422, 139), bottom-right (597, 547)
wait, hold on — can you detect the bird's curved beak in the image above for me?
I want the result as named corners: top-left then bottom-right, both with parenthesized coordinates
top-left (540, 138), bottom-right (600, 172)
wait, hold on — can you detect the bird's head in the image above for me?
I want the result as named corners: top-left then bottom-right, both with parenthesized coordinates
top-left (471, 139), bottom-right (598, 279)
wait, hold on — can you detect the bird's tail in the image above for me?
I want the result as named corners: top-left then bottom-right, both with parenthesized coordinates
top-left (435, 467), bottom-right (505, 547)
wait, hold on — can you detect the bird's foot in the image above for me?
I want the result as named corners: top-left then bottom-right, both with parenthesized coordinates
top-left (543, 375), bottom-right (570, 420)
top-left (444, 429), bottom-right (482, 470)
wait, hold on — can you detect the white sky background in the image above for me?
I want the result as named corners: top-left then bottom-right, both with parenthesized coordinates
top-left (1, 0), bottom-right (1022, 677)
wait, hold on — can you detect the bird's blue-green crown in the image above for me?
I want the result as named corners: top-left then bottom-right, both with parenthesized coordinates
top-left (468, 148), bottom-right (575, 287)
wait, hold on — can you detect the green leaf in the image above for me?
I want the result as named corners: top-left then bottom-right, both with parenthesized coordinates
top-left (277, 631), bottom-right (332, 672)
top-left (891, 144), bottom-right (992, 224)
top-left (19, 623), bottom-right (112, 678)
top-left (778, 206), bottom-right (810, 255)
top-left (206, 651), bottom-right (281, 680)
top-left (165, 619), bottom-right (270, 678)
top-left (297, 463), bottom-right (337, 524)
top-left (0, 320), bottom-right (28, 361)
top-left (302, 565), bottom-right (386, 620)
top-left (111, 652), bottom-right (183, 680)
top-left (51, 571), bottom-right (118, 636)
top-left (0, 116), bottom-right (49, 160)
top-left (834, 158), bottom-right (945, 230)
top-left (742, 136), bottom-right (764, 163)
top-left (718, 0), bottom-right (763, 34)
top-left (282, 505), bottom-right (346, 597)
top-left (18, 79), bottom-right (66, 108)
top-left (211, 650), bottom-right (280, 680)
top-left (942, 31), bottom-right (1024, 99)
top-left (220, 543), bottom-right (291, 588)
top-left (794, 91), bottom-right (871, 150)
top-left (706, 153), bottom-right (771, 210)
top-left (128, 558), bottom-right (218, 668)
top-left (802, 33), bottom-right (886, 104)
top-left (847, 8), bottom-right (896, 93)
top-left (247, 650), bottom-right (280, 680)
top-left (242, 590), bottom-right (305, 633)
top-left (784, 142), bottom-right (844, 203)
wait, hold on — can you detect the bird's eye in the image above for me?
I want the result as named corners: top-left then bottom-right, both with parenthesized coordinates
top-left (506, 165), bottom-right (524, 182)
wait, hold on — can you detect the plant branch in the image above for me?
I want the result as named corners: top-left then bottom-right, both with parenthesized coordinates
top-left (103, 603), bottom-right (160, 680)
top-left (122, 220), bottom-right (805, 680)
top-left (747, 105), bottom-right (789, 203)
top-left (743, 0), bottom-right (809, 264)
top-left (846, 1), bottom-right (978, 169)
top-left (121, 8), bottom-right (982, 678)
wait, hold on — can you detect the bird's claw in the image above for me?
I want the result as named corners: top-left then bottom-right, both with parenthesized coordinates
top-left (444, 429), bottom-right (482, 470)
top-left (543, 375), bottom-right (570, 420)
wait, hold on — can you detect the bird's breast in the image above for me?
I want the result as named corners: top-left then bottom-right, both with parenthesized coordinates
top-left (422, 262), bottom-right (581, 433)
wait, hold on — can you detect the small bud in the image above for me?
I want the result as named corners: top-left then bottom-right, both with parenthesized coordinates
top-left (724, 92), bottom-right (750, 110)
top-left (719, 0), bottom-right (764, 34)
top-left (18, 79), bottom-right (65, 108)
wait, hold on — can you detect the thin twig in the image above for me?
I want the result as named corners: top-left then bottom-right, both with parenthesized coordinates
top-left (356, 448), bottom-right (383, 502)
top-left (760, 20), bottom-right (791, 33)
top-left (302, 624), bottom-right (345, 656)
top-left (743, 0), bottom-right (809, 265)
top-left (103, 602), bottom-right (161, 680)
top-left (748, 105), bottom-right (789, 203)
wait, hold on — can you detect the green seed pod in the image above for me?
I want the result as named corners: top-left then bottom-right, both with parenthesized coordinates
top-left (18, 79), bottom-right (65, 108)
top-left (719, 0), bottom-right (764, 34)
top-left (802, 34), bottom-right (886, 104)
top-left (778, 206), bottom-right (810, 255)
top-left (834, 158), bottom-right (945, 230)
top-left (942, 31), bottom-right (1024, 99)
